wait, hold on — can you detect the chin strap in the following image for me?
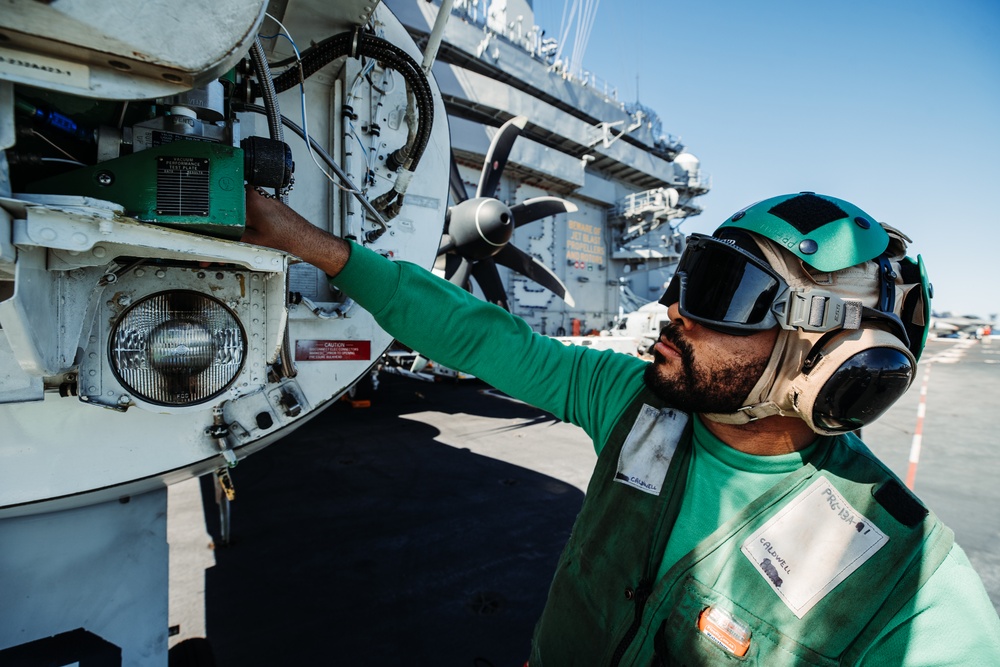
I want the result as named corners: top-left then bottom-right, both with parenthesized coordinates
top-left (701, 326), bottom-right (800, 425)
top-left (709, 402), bottom-right (785, 424)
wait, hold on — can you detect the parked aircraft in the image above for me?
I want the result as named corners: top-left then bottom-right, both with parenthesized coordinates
top-left (929, 312), bottom-right (995, 337)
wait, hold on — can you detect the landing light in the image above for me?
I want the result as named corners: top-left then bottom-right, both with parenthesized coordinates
top-left (109, 291), bottom-right (246, 406)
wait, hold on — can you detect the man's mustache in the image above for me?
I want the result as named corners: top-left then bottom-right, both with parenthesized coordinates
top-left (658, 323), bottom-right (692, 360)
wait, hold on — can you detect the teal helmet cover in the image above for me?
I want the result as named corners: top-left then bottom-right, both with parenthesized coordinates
top-left (718, 192), bottom-right (889, 273)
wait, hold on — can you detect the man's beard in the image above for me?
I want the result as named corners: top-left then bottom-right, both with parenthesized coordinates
top-left (643, 323), bottom-right (770, 414)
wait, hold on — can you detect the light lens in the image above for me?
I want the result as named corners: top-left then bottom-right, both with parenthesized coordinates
top-left (109, 290), bottom-right (246, 406)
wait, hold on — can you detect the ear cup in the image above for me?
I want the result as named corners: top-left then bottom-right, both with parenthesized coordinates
top-left (795, 327), bottom-right (915, 435)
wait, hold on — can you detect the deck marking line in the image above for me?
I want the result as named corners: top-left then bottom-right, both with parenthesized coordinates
top-left (905, 365), bottom-right (932, 490)
top-left (908, 339), bottom-right (969, 488)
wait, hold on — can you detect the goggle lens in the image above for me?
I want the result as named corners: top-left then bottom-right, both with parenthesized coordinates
top-left (661, 236), bottom-right (781, 331)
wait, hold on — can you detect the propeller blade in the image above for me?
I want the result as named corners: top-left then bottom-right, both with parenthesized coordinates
top-left (438, 233), bottom-right (455, 255)
top-left (476, 115), bottom-right (527, 198)
top-left (433, 253), bottom-right (448, 273)
top-left (449, 155), bottom-right (468, 204)
top-left (510, 196), bottom-right (579, 228)
top-left (410, 355), bottom-right (430, 373)
top-left (471, 258), bottom-right (510, 311)
top-left (494, 244), bottom-right (575, 307)
top-left (444, 254), bottom-right (472, 291)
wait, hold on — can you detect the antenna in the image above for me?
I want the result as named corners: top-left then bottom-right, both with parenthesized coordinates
top-left (555, 0), bottom-right (601, 80)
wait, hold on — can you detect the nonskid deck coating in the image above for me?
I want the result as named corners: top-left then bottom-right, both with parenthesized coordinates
top-left (167, 336), bottom-right (1000, 665)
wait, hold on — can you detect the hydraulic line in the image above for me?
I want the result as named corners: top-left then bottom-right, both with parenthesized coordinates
top-left (248, 37), bottom-right (287, 202)
top-left (249, 38), bottom-right (297, 377)
top-left (261, 30), bottom-right (433, 171)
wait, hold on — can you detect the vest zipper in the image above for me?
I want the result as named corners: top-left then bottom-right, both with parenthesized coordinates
top-left (609, 580), bottom-right (651, 667)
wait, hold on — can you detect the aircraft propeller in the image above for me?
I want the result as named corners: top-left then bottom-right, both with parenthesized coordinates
top-left (439, 116), bottom-right (577, 311)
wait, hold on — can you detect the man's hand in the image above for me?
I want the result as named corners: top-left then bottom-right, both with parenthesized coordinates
top-left (243, 186), bottom-right (351, 277)
top-left (243, 186), bottom-right (311, 254)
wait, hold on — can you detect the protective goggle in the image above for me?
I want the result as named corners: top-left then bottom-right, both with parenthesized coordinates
top-left (660, 233), bottom-right (910, 346)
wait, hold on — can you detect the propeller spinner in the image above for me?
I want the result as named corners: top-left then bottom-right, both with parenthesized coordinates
top-left (440, 116), bottom-right (577, 310)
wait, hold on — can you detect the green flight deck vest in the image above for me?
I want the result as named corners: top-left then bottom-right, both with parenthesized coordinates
top-left (529, 391), bottom-right (954, 666)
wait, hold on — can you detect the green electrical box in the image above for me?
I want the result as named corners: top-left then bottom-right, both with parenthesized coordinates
top-left (28, 141), bottom-right (245, 238)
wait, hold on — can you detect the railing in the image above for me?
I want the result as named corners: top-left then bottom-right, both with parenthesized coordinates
top-left (613, 176), bottom-right (711, 220)
top-left (616, 189), bottom-right (675, 219)
top-left (450, 0), bottom-right (622, 104)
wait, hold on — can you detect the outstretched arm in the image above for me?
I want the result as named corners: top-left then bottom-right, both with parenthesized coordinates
top-left (241, 187), bottom-right (647, 449)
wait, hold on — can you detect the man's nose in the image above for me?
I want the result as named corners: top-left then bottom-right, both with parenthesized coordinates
top-left (666, 302), bottom-right (697, 331)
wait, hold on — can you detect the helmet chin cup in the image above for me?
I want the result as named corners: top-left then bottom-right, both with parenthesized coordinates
top-left (794, 327), bottom-right (915, 435)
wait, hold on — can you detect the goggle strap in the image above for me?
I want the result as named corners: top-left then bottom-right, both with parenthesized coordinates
top-left (782, 292), bottom-right (863, 332)
top-left (876, 254), bottom-right (897, 313)
top-left (860, 306), bottom-right (911, 349)
top-left (843, 300), bottom-right (864, 329)
top-left (808, 296), bottom-right (827, 328)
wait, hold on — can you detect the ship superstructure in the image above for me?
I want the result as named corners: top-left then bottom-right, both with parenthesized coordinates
top-left (387, 0), bottom-right (710, 335)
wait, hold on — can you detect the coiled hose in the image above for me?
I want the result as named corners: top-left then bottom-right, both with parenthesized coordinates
top-left (260, 30), bottom-right (433, 171)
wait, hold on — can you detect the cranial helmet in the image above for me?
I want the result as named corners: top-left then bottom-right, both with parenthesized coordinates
top-left (698, 192), bottom-right (932, 435)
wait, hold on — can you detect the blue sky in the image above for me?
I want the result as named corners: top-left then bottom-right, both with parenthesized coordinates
top-left (534, 0), bottom-right (1000, 319)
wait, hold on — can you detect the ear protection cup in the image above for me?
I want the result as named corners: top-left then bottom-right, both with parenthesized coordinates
top-left (793, 327), bottom-right (915, 435)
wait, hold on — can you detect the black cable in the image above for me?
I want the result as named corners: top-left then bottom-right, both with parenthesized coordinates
top-left (235, 103), bottom-right (389, 236)
top-left (257, 31), bottom-right (434, 170)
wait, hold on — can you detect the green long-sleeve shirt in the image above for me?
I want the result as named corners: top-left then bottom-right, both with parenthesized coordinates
top-left (335, 242), bottom-right (1000, 665)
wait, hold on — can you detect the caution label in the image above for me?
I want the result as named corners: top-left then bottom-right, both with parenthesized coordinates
top-left (295, 340), bottom-right (371, 361)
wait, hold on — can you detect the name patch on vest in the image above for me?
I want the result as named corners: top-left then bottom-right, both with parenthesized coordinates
top-left (740, 475), bottom-right (888, 618)
top-left (614, 404), bottom-right (687, 496)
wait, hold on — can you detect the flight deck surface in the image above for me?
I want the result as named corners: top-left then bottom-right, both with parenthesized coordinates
top-left (168, 335), bottom-right (999, 665)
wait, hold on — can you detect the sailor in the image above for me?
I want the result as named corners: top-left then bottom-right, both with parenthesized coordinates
top-left (244, 189), bottom-right (1000, 665)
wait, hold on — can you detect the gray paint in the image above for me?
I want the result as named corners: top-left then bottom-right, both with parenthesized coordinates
top-left (0, 490), bottom-right (169, 663)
